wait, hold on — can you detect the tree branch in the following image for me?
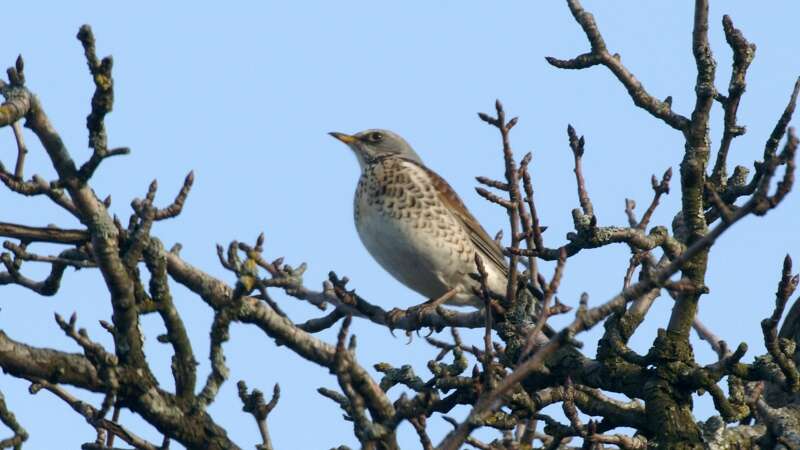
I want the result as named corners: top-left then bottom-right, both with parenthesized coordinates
top-left (547, 0), bottom-right (690, 131)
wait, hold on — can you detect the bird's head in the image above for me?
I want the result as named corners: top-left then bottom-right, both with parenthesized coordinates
top-left (329, 129), bottom-right (423, 169)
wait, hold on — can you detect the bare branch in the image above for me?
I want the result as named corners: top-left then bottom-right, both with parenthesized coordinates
top-left (518, 152), bottom-right (544, 289)
top-left (509, 223), bottom-right (684, 261)
top-left (761, 255), bottom-right (800, 392)
top-left (478, 100), bottom-right (522, 306)
top-left (10, 121), bottom-right (27, 179)
top-left (198, 310), bottom-right (232, 407)
top-left (0, 222), bottom-right (87, 245)
top-left (28, 379), bottom-right (162, 450)
top-left (75, 25), bottom-right (131, 182)
top-left (153, 171), bottom-right (194, 221)
top-left (693, 318), bottom-right (728, 359)
top-left (0, 250), bottom-right (68, 296)
top-left (764, 77), bottom-right (800, 161)
top-left (409, 415), bottom-right (434, 450)
top-left (237, 381), bottom-right (280, 450)
top-left (0, 390), bottom-right (27, 449)
top-left (710, 15), bottom-right (755, 187)
top-left (567, 125), bottom-right (594, 220)
top-left (165, 252), bottom-right (397, 426)
top-left (0, 331), bottom-right (103, 392)
top-left (473, 254), bottom-right (494, 391)
top-left (143, 239), bottom-right (197, 399)
top-left (297, 309), bottom-right (346, 333)
top-left (547, 0), bottom-right (689, 131)
top-left (0, 58), bottom-right (31, 127)
top-left (53, 312), bottom-right (118, 368)
top-left (521, 248), bottom-right (567, 359)
top-left (637, 168), bottom-right (672, 230)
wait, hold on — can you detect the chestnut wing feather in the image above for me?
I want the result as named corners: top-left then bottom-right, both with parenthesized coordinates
top-left (413, 162), bottom-right (509, 278)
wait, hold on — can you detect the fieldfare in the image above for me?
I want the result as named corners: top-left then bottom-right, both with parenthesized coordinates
top-left (330, 129), bottom-right (525, 309)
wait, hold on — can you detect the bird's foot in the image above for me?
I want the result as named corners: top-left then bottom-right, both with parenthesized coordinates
top-left (385, 288), bottom-right (458, 331)
top-left (386, 303), bottom-right (435, 330)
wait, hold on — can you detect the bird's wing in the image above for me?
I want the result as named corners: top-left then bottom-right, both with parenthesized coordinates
top-left (414, 162), bottom-right (509, 277)
top-left (413, 161), bottom-right (552, 336)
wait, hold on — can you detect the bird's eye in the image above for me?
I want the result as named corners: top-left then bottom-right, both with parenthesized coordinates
top-left (368, 132), bottom-right (384, 142)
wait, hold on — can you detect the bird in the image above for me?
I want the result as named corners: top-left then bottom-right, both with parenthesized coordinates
top-left (329, 129), bottom-right (529, 311)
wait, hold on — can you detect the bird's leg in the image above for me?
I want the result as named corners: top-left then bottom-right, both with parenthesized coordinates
top-left (386, 288), bottom-right (459, 330)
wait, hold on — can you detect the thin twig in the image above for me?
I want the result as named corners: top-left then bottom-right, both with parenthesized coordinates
top-left (10, 121), bottom-right (27, 179)
top-left (478, 100), bottom-right (522, 306)
top-left (0, 390), bottom-right (27, 449)
top-left (519, 153), bottom-right (544, 289)
top-left (567, 125), bottom-right (594, 220)
top-left (637, 168), bottom-right (672, 230)
top-left (710, 15), bottom-right (755, 187)
top-left (547, 0), bottom-right (690, 131)
top-left (761, 255), bottom-right (800, 392)
top-left (237, 381), bottom-right (280, 450)
top-left (473, 254), bottom-right (494, 391)
top-left (28, 379), bottom-right (161, 450)
top-left (520, 248), bottom-right (567, 359)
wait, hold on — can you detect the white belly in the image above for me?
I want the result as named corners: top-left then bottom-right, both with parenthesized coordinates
top-left (357, 203), bottom-right (467, 297)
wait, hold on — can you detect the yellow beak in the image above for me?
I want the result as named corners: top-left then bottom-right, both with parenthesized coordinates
top-left (329, 132), bottom-right (358, 144)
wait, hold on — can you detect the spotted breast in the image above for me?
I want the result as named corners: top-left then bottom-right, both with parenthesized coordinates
top-left (353, 156), bottom-right (508, 306)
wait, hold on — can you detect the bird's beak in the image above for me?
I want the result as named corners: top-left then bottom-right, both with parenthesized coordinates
top-left (329, 132), bottom-right (358, 144)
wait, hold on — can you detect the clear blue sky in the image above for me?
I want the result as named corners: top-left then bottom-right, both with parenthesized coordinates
top-left (1, 2), bottom-right (799, 449)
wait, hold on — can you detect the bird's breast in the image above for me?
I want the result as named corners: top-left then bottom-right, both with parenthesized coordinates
top-left (353, 159), bottom-right (477, 300)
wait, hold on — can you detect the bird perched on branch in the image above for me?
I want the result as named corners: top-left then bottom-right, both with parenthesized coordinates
top-left (330, 129), bottom-right (540, 312)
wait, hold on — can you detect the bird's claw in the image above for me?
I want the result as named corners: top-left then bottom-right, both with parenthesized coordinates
top-left (386, 299), bottom-right (441, 331)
